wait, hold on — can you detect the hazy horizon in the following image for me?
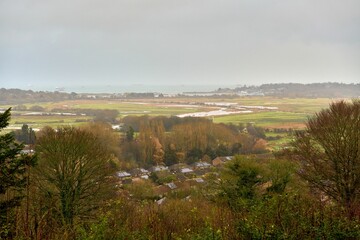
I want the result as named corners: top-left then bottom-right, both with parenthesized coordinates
top-left (1, 0), bottom-right (359, 88)
top-left (2, 82), bottom-right (358, 95)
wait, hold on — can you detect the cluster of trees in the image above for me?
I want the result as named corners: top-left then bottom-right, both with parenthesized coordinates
top-left (1, 110), bottom-right (119, 239)
top-left (13, 124), bottom-right (36, 144)
top-left (122, 115), bottom-right (210, 132)
top-left (1, 100), bottom-right (359, 239)
top-left (121, 116), bottom-right (268, 167)
top-left (12, 105), bottom-right (45, 112)
top-left (123, 92), bottom-right (158, 98)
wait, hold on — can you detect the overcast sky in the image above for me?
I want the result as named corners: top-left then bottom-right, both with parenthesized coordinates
top-left (0, 0), bottom-right (359, 90)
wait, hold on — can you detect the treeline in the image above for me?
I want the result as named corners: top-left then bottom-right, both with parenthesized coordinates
top-left (122, 115), bottom-right (211, 132)
top-left (0, 88), bottom-right (161, 105)
top-left (2, 82), bottom-right (359, 105)
top-left (0, 88), bottom-right (162, 105)
top-left (0, 88), bottom-right (77, 104)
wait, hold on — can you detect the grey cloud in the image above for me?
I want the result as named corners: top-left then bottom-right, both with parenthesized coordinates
top-left (0, 0), bottom-right (359, 88)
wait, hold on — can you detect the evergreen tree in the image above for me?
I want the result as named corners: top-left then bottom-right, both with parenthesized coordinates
top-left (216, 143), bottom-right (230, 157)
top-left (164, 143), bottom-right (178, 165)
top-left (221, 156), bottom-right (262, 211)
top-left (125, 126), bottom-right (135, 141)
top-left (0, 108), bottom-right (36, 237)
top-left (14, 124), bottom-right (36, 144)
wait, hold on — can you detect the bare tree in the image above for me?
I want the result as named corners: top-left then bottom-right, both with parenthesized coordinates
top-left (34, 127), bottom-right (116, 229)
top-left (292, 100), bottom-right (360, 216)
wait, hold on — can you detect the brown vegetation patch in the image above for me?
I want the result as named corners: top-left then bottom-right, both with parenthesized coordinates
top-left (265, 122), bottom-right (306, 129)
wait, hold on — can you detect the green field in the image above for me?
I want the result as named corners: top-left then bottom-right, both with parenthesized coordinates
top-left (15, 100), bottom-right (211, 116)
top-left (8, 115), bottom-right (92, 129)
top-left (214, 111), bottom-right (308, 128)
top-left (265, 132), bottom-right (294, 151)
top-left (1, 97), bottom-right (337, 131)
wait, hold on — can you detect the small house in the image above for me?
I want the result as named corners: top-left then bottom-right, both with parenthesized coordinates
top-left (169, 163), bottom-right (189, 172)
top-left (116, 171), bottom-right (132, 184)
top-left (116, 171), bottom-right (131, 178)
top-left (149, 165), bottom-right (169, 173)
top-left (130, 168), bottom-right (150, 177)
top-left (212, 156), bottom-right (234, 166)
top-left (166, 182), bottom-right (177, 190)
top-left (192, 161), bottom-right (211, 169)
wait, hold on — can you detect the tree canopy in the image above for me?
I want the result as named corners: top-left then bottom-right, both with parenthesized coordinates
top-left (292, 100), bottom-right (360, 215)
top-left (35, 126), bottom-right (117, 229)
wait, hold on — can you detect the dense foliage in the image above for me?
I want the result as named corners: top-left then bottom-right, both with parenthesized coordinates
top-left (121, 116), bottom-right (267, 167)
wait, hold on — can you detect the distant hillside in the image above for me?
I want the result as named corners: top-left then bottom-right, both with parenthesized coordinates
top-left (0, 88), bottom-right (157, 104)
top-left (230, 83), bottom-right (360, 98)
top-left (0, 83), bottom-right (358, 104)
top-left (0, 88), bottom-right (77, 104)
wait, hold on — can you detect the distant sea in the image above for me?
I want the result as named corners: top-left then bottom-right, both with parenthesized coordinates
top-left (14, 84), bottom-right (239, 94)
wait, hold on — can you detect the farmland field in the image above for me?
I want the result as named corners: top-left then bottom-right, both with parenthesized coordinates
top-left (1, 96), bottom-right (340, 131)
top-left (213, 111), bottom-right (308, 128)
